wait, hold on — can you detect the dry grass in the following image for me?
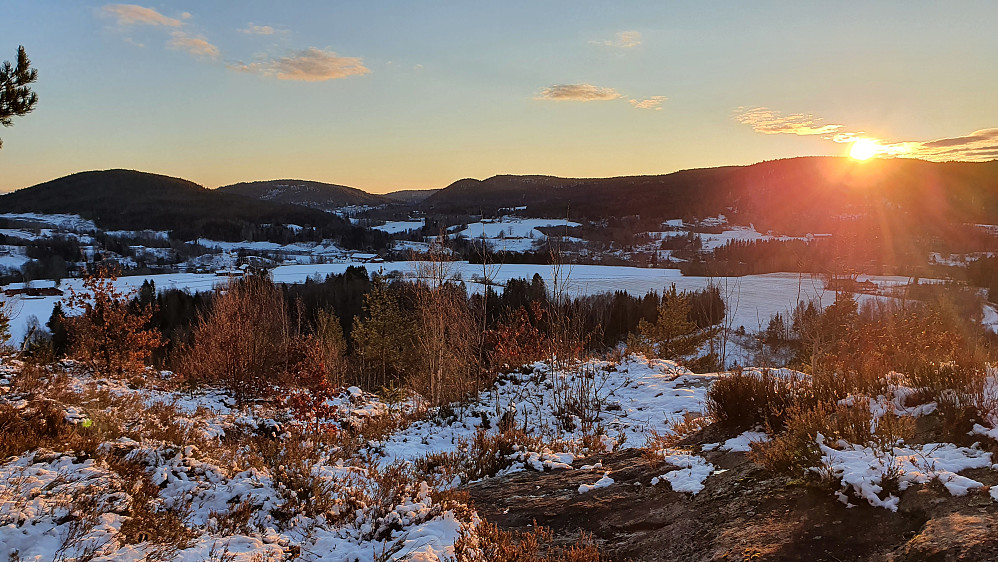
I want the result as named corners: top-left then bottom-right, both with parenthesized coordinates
top-left (453, 519), bottom-right (607, 561)
top-left (749, 398), bottom-right (914, 475)
top-left (705, 369), bottom-right (813, 431)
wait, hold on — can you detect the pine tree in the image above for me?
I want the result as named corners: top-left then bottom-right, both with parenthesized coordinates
top-left (47, 301), bottom-right (69, 356)
top-left (0, 46), bottom-right (38, 149)
top-left (351, 278), bottom-right (416, 390)
top-left (633, 284), bottom-right (716, 366)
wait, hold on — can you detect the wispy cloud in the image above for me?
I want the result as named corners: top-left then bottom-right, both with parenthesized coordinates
top-left (590, 31), bottom-right (642, 48)
top-left (240, 23), bottom-right (275, 35)
top-left (735, 107), bottom-right (843, 136)
top-left (100, 4), bottom-right (219, 62)
top-left (736, 106), bottom-right (998, 162)
top-left (884, 128), bottom-right (998, 161)
top-left (232, 48), bottom-right (370, 81)
top-left (536, 84), bottom-right (622, 101)
top-left (629, 96), bottom-right (667, 110)
top-left (168, 31), bottom-right (220, 60)
top-left (101, 4), bottom-right (182, 27)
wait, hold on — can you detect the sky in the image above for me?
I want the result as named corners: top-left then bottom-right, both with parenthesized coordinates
top-left (2, 1), bottom-right (997, 194)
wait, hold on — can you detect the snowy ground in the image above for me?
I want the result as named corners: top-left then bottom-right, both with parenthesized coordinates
top-left (3, 353), bottom-right (998, 560)
top-left (373, 220), bottom-right (425, 234)
top-left (455, 218), bottom-right (580, 253)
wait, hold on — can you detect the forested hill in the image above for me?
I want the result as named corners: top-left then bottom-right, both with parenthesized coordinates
top-left (216, 179), bottom-right (387, 211)
top-left (0, 169), bottom-right (381, 245)
top-left (423, 157), bottom-right (998, 234)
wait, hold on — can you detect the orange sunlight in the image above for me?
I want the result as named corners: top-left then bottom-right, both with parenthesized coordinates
top-left (849, 138), bottom-right (880, 160)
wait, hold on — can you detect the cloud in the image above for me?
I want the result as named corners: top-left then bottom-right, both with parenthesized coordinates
top-left (629, 96), bottom-right (667, 110)
top-left (886, 129), bottom-right (998, 162)
top-left (591, 31), bottom-right (642, 48)
top-left (168, 31), bottom-right (220, 60)
top-left (735, 107), bottom-right (843, 136)
top-left (232, 47), bottom-right (370, 81)
top-left (536, 84), bottom-right (622, 101)
top-left (101, 4), bottom-right (183, 27)
top-left (736, 106), bottom-right (998, 162)
top-left (921, 128), bottom-right (998, 149)
top-left (240, 23), bottom-right (275, 35)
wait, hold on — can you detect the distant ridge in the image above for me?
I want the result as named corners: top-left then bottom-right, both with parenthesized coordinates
top-left (217, 179), bottom-right (386, 211)
top-left (422, 157), bottom-right (998, 234)
top-left (0, 169), bottom-right (356, 241)
top-left (384, 189), bottom-right (440, 204)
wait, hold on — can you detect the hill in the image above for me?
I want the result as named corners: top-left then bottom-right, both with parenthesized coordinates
top-left (423, 157), bottom-right (998, 233)
top-left (216, 179), bottom-right (386, 211)
top-left (0, 169), bottom-right (377, 244)
top-left (383, 188), bottom-right (440, 204)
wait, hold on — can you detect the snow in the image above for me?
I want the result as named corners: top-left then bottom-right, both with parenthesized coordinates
top-left (697, 225), bottom-right (827, 251)
top-left (455, 218), bottom-right (580, 252)
top-left (376, 356), bottom-right (715, 466)
top-left (650, 449), bottom-right (714, 494)
top-left (190, 239), bottom-right (344, 256)
top-left (983, 303), bottom-right (998, 333)
top-left (374, 219), bottom-right (425, 234)
top-left (578, 473), bottom-right (614, 494)
top-left (0, 247), bottom-right (31, 272)
top-left (0, 229), bottom-right (41, 241)
top-left (104, 229), bottom-right (170, 240)
top-left (702, 430), bottom-right (770, 453)
top-left (0, 213), bottom-right (97, 232)
top-left (815, 435), bottom-right (993, 511)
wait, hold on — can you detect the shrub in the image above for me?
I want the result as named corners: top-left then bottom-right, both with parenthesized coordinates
top-left (177, 274), bottom-right (290, 404)
top-left (705, 369), bottom-right (812, 431)
top-left (64, 266), bottom-right (164, 378)
top-left (749, 398), bottom-right (914, 475)
top-left (413, 280), bottom-right (480, 406)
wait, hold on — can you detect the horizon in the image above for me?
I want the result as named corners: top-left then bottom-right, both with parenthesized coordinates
top-left (9, 154), bottom-right (998, 196)
top-left (2, 2), bottom-right (998, 194)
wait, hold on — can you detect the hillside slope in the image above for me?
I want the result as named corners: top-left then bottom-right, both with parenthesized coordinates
top-left (217, 179), bottom-right (386, 211)
top-left (0, 169), bottom-right (356, 241)
top-left (423, 157), bottom-right (998, 233)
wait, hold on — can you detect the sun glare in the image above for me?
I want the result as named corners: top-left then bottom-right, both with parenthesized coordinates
top-left (849, 139), bottom-right (879, 161)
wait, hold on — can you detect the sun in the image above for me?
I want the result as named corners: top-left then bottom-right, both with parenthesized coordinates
top-left (849, 138), bottom-right (880, 160)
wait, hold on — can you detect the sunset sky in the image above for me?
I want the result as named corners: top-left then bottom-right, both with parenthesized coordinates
top-left (2, 1), bottom-right (997, 193)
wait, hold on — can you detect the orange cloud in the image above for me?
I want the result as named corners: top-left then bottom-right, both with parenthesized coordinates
top-left (168, 31), bottom-right (220, 60)
top-left (737, 106), bottom-right (998, 162)
top-left (629, 96), bottom-right (667, 110)
top-left (232, 48), bottom-right (370, 81)
top-left (536, 84), bottom-right (622, 101)
top-left (735, 107), bottom-right (843, 136)
top-left (101, 4), bottom-right (182, 27)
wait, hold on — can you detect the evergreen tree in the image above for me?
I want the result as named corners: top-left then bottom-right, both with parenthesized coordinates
top-left (633, 284), bottom-right (717, 366)
top-left (351, 278), bottom-right (416, 390)
top-left (1, 46), bottom-right (38, 149)
top-left (47, 301), bottom-right (69, 357)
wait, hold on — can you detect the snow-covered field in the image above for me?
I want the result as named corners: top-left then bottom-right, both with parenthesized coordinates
top-left (653, 225), bottom-right (830, 251)
top-left (373, 219), bottom-right (425, 234)
top-left (0, 213), bottom-right (97, 232)
top-left (1, 261), bottom-right (917, 346)
top-left (455, 218), bottom-right (580, 252)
